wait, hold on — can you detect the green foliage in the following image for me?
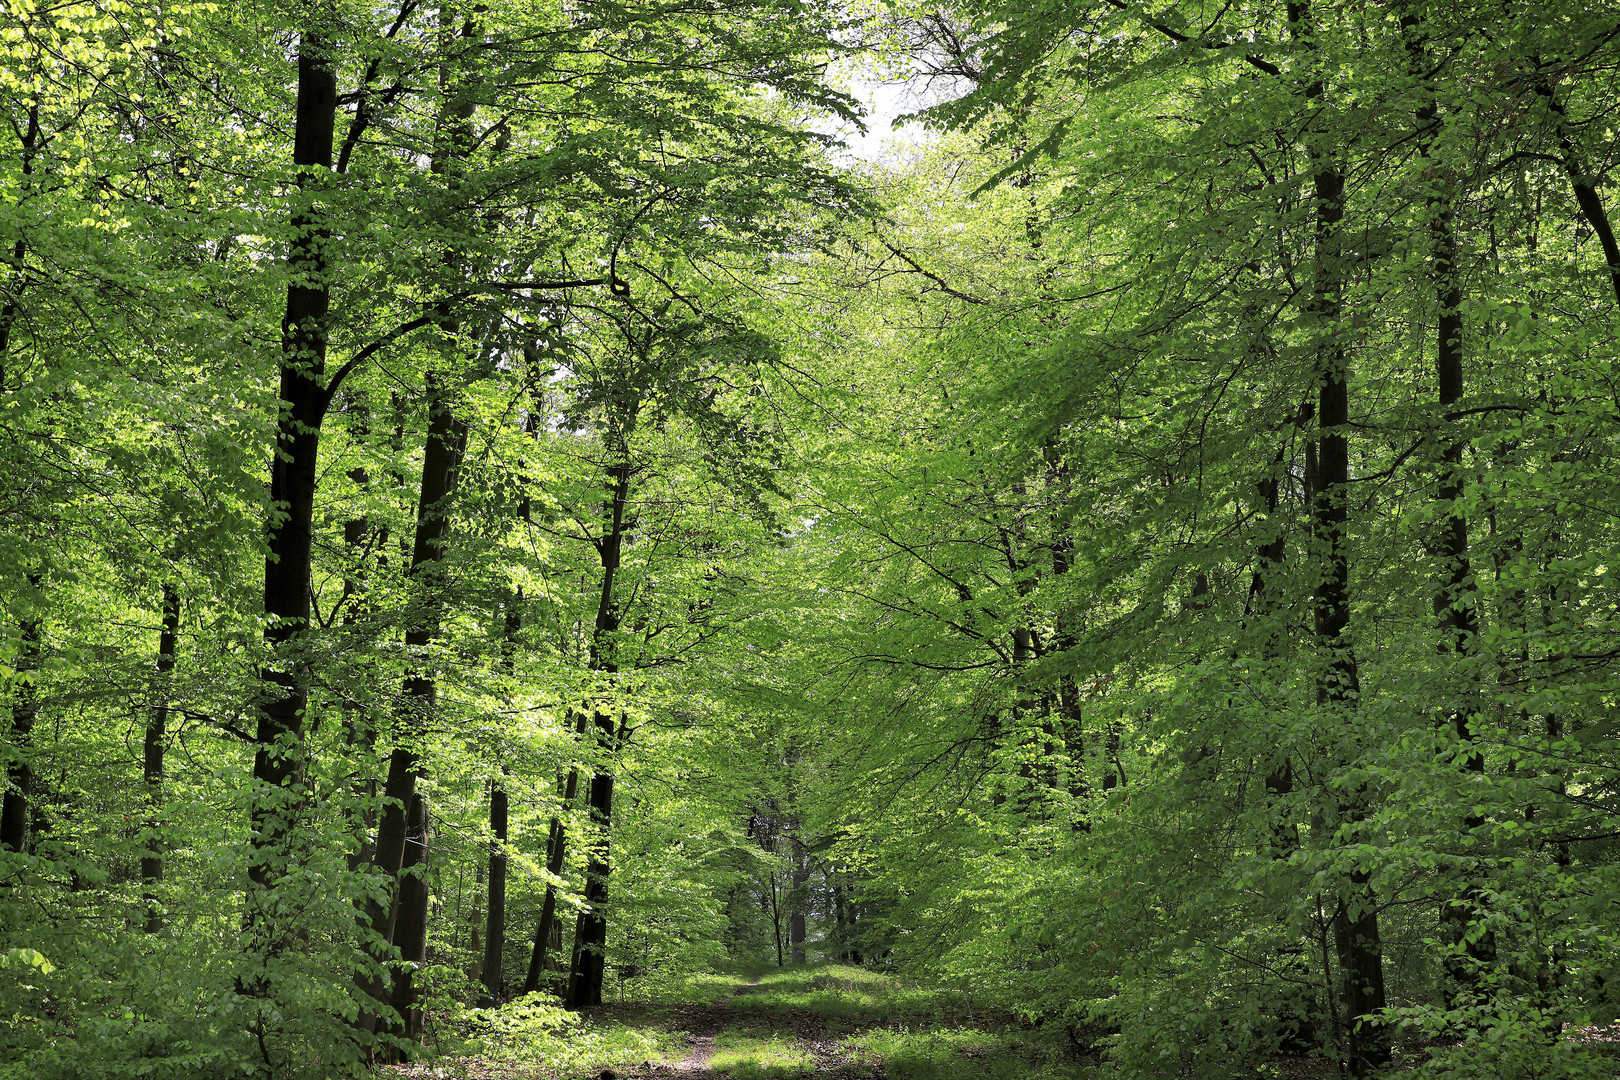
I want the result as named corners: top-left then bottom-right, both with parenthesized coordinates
top-left (7, 0), bottom-right (1620, 1073)
top-left (441, 993), bottom-right (683, 1075)
top-left (709, 1029), bottom-right (818, 1077)
top-left (846, 1026), bottom-right (1086, 1080)
top-left (730, 966), bottom-right (975, 1023)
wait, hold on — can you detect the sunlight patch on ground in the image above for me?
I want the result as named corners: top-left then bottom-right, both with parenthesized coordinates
top-left (707, 1029), bottom-right (817, 1077)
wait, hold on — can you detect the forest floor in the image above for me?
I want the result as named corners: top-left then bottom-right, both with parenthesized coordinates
top-left (389, 964), bottom-right (1100, 1079)
top-left (386, 965), bottom-right (1620, 1079)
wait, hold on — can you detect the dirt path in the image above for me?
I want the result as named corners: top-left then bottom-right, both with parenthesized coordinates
top-left (663, 975), bottom-right (758, 1076)
top-left (672, 1032), bottom-right (715, 1073)
top-left (395, 966), bottom-right (1062, 1079)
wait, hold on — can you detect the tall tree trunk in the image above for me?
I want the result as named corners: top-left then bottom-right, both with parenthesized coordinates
top-left (142, 585), bottom-right (179, 933)
top-left (366, 9), bottom-right (486, 1029)
top-left (360, 374), bottom-right (467, 1028)
top-left (0, 112), bottom-right (37, 852)
top-left (341, 396), bottom-right (383, 872)
top-left (832, 877), bottom-right (847, 962)
top-left (1246, 403), bottom-right (1314, 1053)
top-left (1310, 155), bottom-right (1390, 1080)
top-left (1048, 518), bottom-right (1088, 813)
top-left (1, 573), bottom-right (42, 855)
top-left (789, 836), bottom-right (808, 963)
top-left (565, 727), bottom-right (617, 1008)
top-left (523, 739), bottom-right (583, 993)
top-left (480, 590), bottom-right (521, 1004)
top-left (1291, 4), bottom-right (1388, 1067)
top-left (769, 860), bottom-right (785, 968)
top-left (246, 26), bottom-right (338, 954)
top-left (1404, 21), bottom-right (1494, 1005)
top-left (480, 777), bottom-right (508, 1005)
top-left (467, 844), bottom-right (484, 987)
top-left (563, 459), bottom-right (632, 1010)
top-left (388, 793), bottom-right (431, 1041)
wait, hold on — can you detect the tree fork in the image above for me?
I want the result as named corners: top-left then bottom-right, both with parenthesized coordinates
top-left (1531, 71), bottom-right (1620, 307)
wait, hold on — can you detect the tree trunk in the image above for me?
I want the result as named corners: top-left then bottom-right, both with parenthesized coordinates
top-left (565, 746), bottom-right (616, 1008)
top-left (480, 780), bottom-right (508, 1005)
top-left (0, 102), bottom-right (37, 387)
top-left (562, 459), bottom-right (632, 1009)
top-left (1047, 512), bottom-right (1088, 812)
top-left (362, 0), bottom-right (481, 1004)
top-left (1244, 404), bottom-right (1316, 1053)
top-left (1284, 6), bottom-right (1387, 1065)
top-left (1, 573), bottom-right (42, 855)
top-left (1309, 153), bottom-right (1390, 1078)
top-left (480, 591), bottom-right (521, 1004)
top-left (769, 862), bottom-right (784, 968)
top-left (246, 27), bottom-right (337, 945)
top-left (341, 396), bottom-right (382, 873)
top-left (388, 793), bottom-right (431, 1042)
top-left (523, 742), bottom-right (583, 994)
top-left (789, 836), bottom-right (808, 963)
top-left (1404, 26), bottom-right (1494, 1003)
top-left (832, 878), bottom-right (847, 962)
top-left (360, 374), bottom-right (467, 1027)
top-left (0, 113), bottom-right (38, 856)
top-left (467, 848), bottom-right (484, 987)
top-left (142, 585), bottom-right (179, 933)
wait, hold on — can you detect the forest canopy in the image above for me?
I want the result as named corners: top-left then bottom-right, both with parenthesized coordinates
top-left (3, 0), bottom-right (1620, 1078)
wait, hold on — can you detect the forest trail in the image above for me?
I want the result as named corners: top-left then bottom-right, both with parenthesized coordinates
top-left (397, 965), bottom-right (1093, 1079)
top-left (620, 970), bottom-right (876, 1078)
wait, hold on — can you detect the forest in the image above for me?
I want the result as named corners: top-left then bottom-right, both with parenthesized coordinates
top-left (3, 0), bottom-right (1620, 1077)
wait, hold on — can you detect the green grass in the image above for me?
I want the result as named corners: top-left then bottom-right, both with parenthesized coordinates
top-left (619, 970), bottom-right (751, 1005)
top-left (844, 1025), bottom-right (1090, 1080)
top-left (708, 1029), bottom-right (817, 1077)
top-left (431, 994), bottom-right (686, 1078)
top-left (749, 964), bottom-right (898, 994)
top-left (730, 964), bottom-right (977, 1022)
